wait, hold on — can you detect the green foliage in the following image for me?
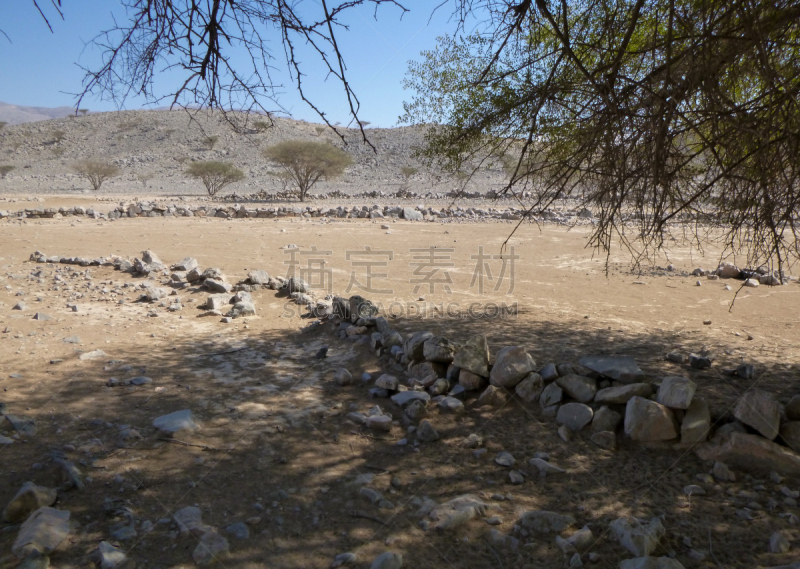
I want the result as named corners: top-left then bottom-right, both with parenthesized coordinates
top-left (314, 126), bottom-right (326, 136)
top-left (263, 140), bottom-right (353, 201)
top-left (185, 161), bottom-right (245, 196)
top-left (70, 159), bottom-right (120, 190)
top-left (0, 165), bottom-right (14, 179)
top-left (203, 135), bottom-right (220, 150)
top-left (401, 1), bottom-right (800, 268)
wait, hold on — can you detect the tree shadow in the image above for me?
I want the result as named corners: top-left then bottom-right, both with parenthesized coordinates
top-left (0, 293), bottom-right (797, 568)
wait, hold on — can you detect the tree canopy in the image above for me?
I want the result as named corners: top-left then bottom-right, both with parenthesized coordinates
top-left (401, 0), bottom-right (800, 272)
top-left (263, 140), bottom-right (353, 201)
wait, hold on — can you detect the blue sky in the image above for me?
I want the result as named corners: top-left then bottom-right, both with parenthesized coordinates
top-left (0, 1), bottom-right (458, 127)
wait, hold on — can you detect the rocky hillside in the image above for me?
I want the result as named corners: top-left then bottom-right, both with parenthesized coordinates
top-left (0, 102), bottom-right (77, 126)
top-left (0, 109), bottom-right (509, 197)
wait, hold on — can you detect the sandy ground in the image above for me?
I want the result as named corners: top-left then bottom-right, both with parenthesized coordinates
top-left (1, 209), bottom-right (800, 568)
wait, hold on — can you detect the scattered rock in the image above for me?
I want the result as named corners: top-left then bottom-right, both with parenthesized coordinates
top-left (578, 355), bottom-right (644, 384)
top-left (495, 452), bottom-right (515, 467)
top-left (95, 541), bottom-right (132, 569)
top-left (334, 368), bottom-right (354, 386)
top-left (591, 431), bottom-right (617, 450)
top-left (770, 531), bottom-right (791, 553)
top-left (540, 382), bottom-right (563, 408)
top-left (490, 346), bottom-right (536, 388)
top-left (476, 385), bottom-right (508, 407)
top-left (556, 403), bottom-right (594, 432)
top-left (3, 482), bottom-right (58, 523)
top-left (556, 374), bottom-right (597, 403)
top-left (416, 420), bottom-right (439, 442)
top-left (515, 372), bottom-right (544, 402)
top-left (681, 397), bottom-right (711, 444)
top-left (688, 353), bottom-right (712, 369)
top-left (365, 415), bottom-right (393, 432)
top-left (153, 409), bottom-right (199, 434)
top-left (624, 397), bottom-right (679, 441)
top-left (594, 383), bottom-right (653, 405)
top-left (79, 349), bottom-right (107, 361)
top-left (697, 432), bottom-right (800, 475)
top-left (656, 376), bottom-right (696, 410)
top-left (193, 530), bottom-right (230, 566)
top-left (733, 389), bottom-right (780, 440)
top-left (591, 406), bottom-right (622, 433)
top-left (370, 551), bottom-right (403, 569)
top-left (332, 552), bottom-right (358, 568)
top-left (429, 494), bottom-right (494, 530)
top-left (529, 457), bottom-right (565, 475)
top-left (451, 335), bottom-right (489, 377)
top-left (781, 422), bottom-right (800, 453)
top-left (12, 507), bottom-right (71, 557)
top-left (619, 558), bottom-right (686, 569)
top-left (609, 516), bottom-right (665, 556)
top-left (423, 336), bottom-right (459, 364)
top-left (519, 510), bottom-right (576, 533)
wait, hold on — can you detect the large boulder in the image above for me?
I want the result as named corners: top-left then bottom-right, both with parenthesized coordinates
top-left (452, 335), bottom-right (489, 377)
top-left (696, 431), bottom-right (800, 475)
top-left (733, 389), bottom-right (780, 440)
top-left (555, 374), bottom-right (597, 403)
top-left (681, 397), bottom-right (711, 444)
top-left (656, 376), bottom-right (696, 410)
top-left (490, 346), bottom-right (536, 388)
top-left (624, 397), bottom-right (679, 441)
top-left (247, 270), bottom-right (270, 285)
top-left (349, 295), bottom-right (378, 321)
top-left (153, 409), bottom-right (200, 434)
top-left (515, 373), bottom-right (544, 403)
top-left (172, 257), bottom-right (198, 271)
top-left (556, 403), bottom-right (594, 432)
top-left (405, 331), bottom-right (434, 361)
top-left (717, 263), bottom-right (741, 278)
top-left (402, 207), bottom-right (423, 221)
top-left (595, 383), bottom-right (653, 404)
top-left (459, 369), bottom-right (486, 391)
top-left (591, 406), bottom-right (622, 433)
top-left (423, 336), bottom-right (459, 364)
top-left (578, 355), bottom-right (644, 384)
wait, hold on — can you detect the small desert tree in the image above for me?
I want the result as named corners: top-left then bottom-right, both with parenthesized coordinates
top-left (0, 165), bottom-right (14, 179)
top-left (185, 161), bottom-right (245, 197)
top-left (263, 140), bottom-right (352, 201)
top-left (51, 130), bottom-right (66, 143)
top-left (137, 172), bottom-right (155, 187)
top-left (400, 166), bottom-right (417, 179)
top-left (253, 120), bottom-right (270, 133)
top-left (71, 159), bottom-right (120, 190)
top-left (78, 109), bottom-right (89, 116)
top-left (202, 135), bottom-right (220, 150)
top-left (314, 126), bottom-right (325, 136)
top-left (0, 122), bottom-right (7, 130)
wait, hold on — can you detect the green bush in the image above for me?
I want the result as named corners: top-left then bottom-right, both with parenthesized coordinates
top-left (202, 135), bottom-right (220, 150)
top-left (185, 161), bottom-right (245, 196)
top-left (0, 165), bottom-right (15, 179)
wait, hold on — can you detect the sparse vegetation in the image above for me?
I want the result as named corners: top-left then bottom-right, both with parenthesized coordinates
top-left (314, 126), bottom-right (325, 136)
top-left (163, 129), bottom-right (176, 139)
top-left (358, 121), bottom-right (371, 128)
top-left (70, 159), bottom-right (121, 191)
top-left (117, 119), bottom-right (142, 132)
top-left (203, 135), bottom-right (220, 150)
top-left (78, 109), bottom-right (89, 116)
top-left (263, 140), bottom-right (353, 202)
top-left (0, 165), bottom-right (14, 179)
top-left (253, 120), bottom-right (270, 133)
top-left (400, 166), bottom-right (418, 179)
top-left (0, 122), bottom-right (7, 130)
top-left (185, 161), bottom-right (245, 196)
top-left (175, 156), bottom-right (189, 164)
top-left (51, 130), bottom-right (66, 143)
top-left (50, 147), bottom-right (66, 157)
top-left (137, 172), bottom-right (155, 187)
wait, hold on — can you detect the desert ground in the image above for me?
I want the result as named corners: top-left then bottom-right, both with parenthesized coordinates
top-left (0, 197), bottom-right (799, 569)
top-left (1, 112), bottom-right (800, 569)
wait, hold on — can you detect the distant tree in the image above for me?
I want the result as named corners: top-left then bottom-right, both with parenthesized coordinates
top-left (253, 120), bottom-right (270, 133)
top-left (70, 159), bottom-right (120, 190)
top-left (263, 140), bottom-right (353, 201)
top-left (185, 161), bottom-right (245, 196)
top-left (163, 128), bottom-right (176, 139)
top-left (203, 135), bottom-right (220, 150)
top-left (51, 130), bottom-right (66, 143)
top-left (0, 165), bottom-right (14, 179)
top-left (400, 166), bottom-right (418, 179)
top-left (0, 122), bottom-right (7, 130)
top-left (314, 126), bottom-right (325, 136)
top-left (358, 121), bottom-right (371, 128)
top-left (137, 172), bottom-right (154, 187)
top-left (78, 109), bottom-right (89, 116)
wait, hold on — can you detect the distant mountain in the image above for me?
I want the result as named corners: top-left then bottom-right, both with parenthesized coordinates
top-left (0, 102), bottom-right (78, 125)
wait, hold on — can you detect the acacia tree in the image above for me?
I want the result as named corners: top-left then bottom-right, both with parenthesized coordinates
top-left (402, 0), bottom-right (800, 273)
top-left (71, 159), bottom-right (120, 190)
top-left (263, 140), bottom-right (352, 201)
top-left (185, 161), bottom-right (245, 196)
